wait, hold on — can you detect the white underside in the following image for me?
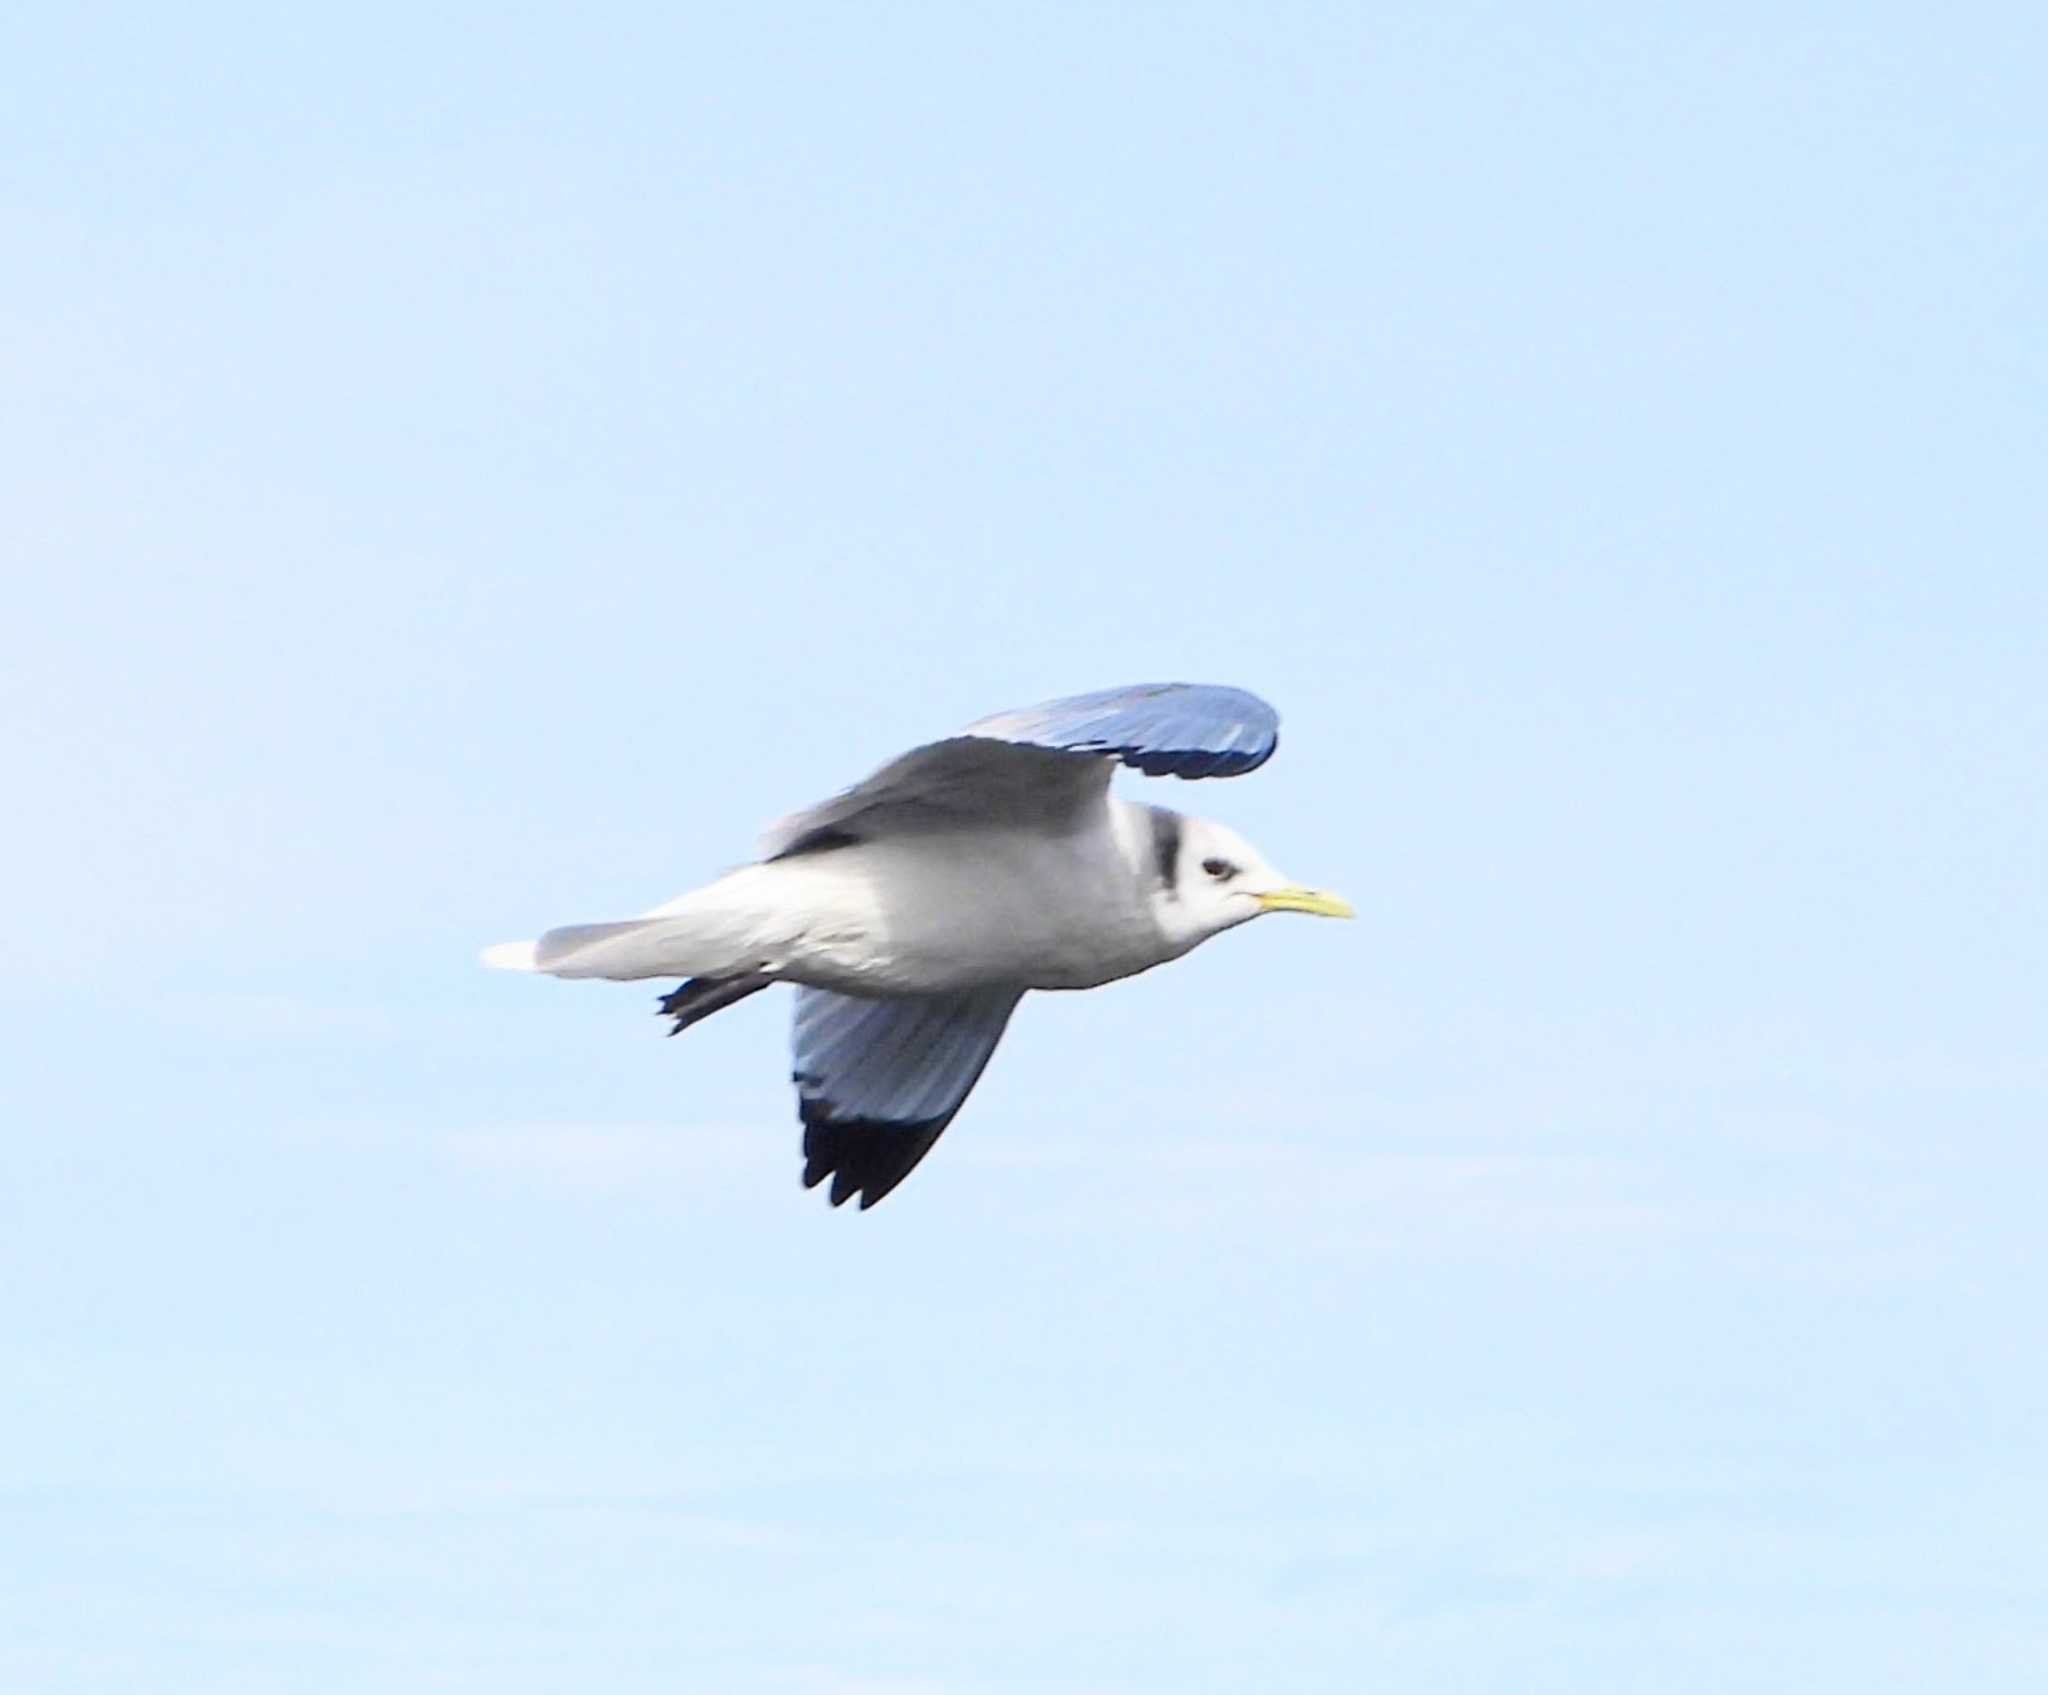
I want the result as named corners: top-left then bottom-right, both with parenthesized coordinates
top-left (483, 796), bottom-right (1185, 995)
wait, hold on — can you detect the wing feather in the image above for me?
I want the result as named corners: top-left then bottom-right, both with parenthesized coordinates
top-left (760, 682), bottom-right (1279, 857)
top-left (962, 682), bottom-right (1279, 778)
top-left (791, 986), bottom-right (1023, 1208)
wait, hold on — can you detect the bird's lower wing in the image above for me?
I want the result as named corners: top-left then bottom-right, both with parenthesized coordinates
top-left (792, 985), bottom-right (1024, 1209)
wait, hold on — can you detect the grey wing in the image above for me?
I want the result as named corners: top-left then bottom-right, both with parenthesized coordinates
top-left (760, 737), bottom-right (1102, 859)
top-left (760, 681), bottom-right (1280, 858)
top-left (792, 986), bottom-right (1024, 1209)
top-left (961, 681), bottom-right (1279, 778)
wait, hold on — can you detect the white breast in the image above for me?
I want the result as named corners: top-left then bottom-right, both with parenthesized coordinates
top-left (775, 799), bottom-right (1173, 994)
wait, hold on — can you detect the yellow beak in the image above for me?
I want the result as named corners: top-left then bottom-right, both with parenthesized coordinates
top-left (1255, 885), bottom-right (1356, 919)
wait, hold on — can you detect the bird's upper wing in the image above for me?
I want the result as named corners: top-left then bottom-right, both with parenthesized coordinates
top-left (760, 682), bottom-right (1279, 858)
top-left (792, 985), bottom-right (1024, 1208)
top-left (960, 681), bottom-right (1279, 778)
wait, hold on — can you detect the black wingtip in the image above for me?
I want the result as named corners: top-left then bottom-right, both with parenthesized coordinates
top-left (799, 1101), bottom-right (953, 1211)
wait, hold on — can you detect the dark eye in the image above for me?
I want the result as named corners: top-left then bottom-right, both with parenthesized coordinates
top-left (1201, 857), bottom-right (1237, 880)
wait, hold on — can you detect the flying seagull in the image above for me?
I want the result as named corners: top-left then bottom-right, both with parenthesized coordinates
top-left (483, 682), bottom-right (1351, 1208)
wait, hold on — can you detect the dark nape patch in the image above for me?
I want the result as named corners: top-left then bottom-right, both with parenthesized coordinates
top-left (656, 973), bottom-right (773, 1035)
top-left (1148, 806), bottom-right (1183, 893)
top-left (771, 825), bottom-right (863, 860)
top-left (799, 1099), bottom-right (955, 1209)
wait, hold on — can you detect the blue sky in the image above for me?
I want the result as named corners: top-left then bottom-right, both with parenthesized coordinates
top-left (4, 4), bottom-right (2043, 1690)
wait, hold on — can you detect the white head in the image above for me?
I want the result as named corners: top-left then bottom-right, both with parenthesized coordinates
top-left (1142, 806), bottom-right (1354, 952)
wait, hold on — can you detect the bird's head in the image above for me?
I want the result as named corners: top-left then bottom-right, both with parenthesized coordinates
top-left (1145, 808), bottom-right (1354, 947)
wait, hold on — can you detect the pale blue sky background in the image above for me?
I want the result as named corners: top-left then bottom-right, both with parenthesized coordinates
top-left (4, 4), bottom-right (2044, 1691)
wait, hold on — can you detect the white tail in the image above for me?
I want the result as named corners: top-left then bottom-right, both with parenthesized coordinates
top-left (482, 864), bottom-right (803, 983)
top-left (483, 913), bottom-right (766, 982)
top-left (477, 919), bottom-right (687, 981)
top-left (483, 921), bottom-right (684, 979)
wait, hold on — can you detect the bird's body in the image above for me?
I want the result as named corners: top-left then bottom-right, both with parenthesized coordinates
top-left (723, 802), bottom-right (1171, 994)
top-left (523, 787), bottom-right (1181, 996)
top-left (484, 684), bottom-right (1349, 1207)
